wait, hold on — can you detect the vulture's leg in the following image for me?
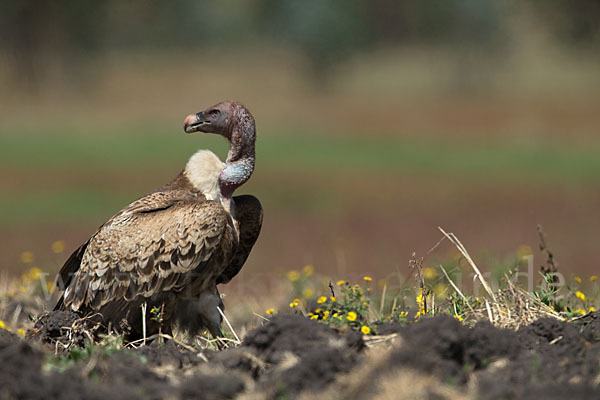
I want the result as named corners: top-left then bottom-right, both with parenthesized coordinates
top-left (174, 287), bottom-right (224, 343)
top-left (217, 194), bottom-right (263, 285)
top-left (175, 195), bottom-right (262, 348)
top-left (197, 287), bottom-right (225, 340)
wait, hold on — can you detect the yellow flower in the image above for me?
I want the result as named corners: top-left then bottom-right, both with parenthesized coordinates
top-left (359, 296), bottom-right (364, 301)
top-left (289, 299), bottom-right (299, 308)
top-left (28, 267), bottom-right (43, 280)
top-left (363, 302), bottom-right (368, 307)
top-left (433, 283), bottom-right (447, 297)
top-left (363, 276), bottom-right (372, 282)
top-left (302, 265), bottom-right (314, 277)
top-left (576, 291), bottom-right (586, 301)
top-left (0, 320), bottom-right (4, 329)
top-left (323, 310), bottom-right (330, 316)
top-left (574, 276), bottom-right (582, 284)
top-left (423, 267), bottom-right (437, 280)
top-left (51, 240), bottom-right (66, 254)
top-left (266, 308), bottom-right (275, 315)
top-left (454, 314), bottom-right (463, 322)
top-left (346, 311), bottom-right (357, 321)
top-left (576, 309), bottom-right (586, 315)
top-left (591, 275), bottom-right (598, 282)
top-left (310, 315), bottom-right (318, 320)
top-left (20, 251), bottom-right (34, 264)
top-left (317, 296), bottom-right (327, 304)
top-left (287, 270), bottom-right (300, 282)
top-left (589, 306), bottom-right (597, 312)
top-left (416, 293), bottom-right (424, 304)
top-left (336, 280), bottom-right (346, 286)
top-left (333, 313), bottom-right (339, 318)
top-left (17, 329), bottom-right (25, 336)
top-left (516, 245), bottom-right (533, 258)
top-left (399, 311), bottom-right (408, 318)
top-left (19, 285), bottom-right (26, 293)
top-left (315, 308), bottom-right (322, 313)
top-left (302, 287), bottom-right (315, 299)
top-left (150, 307), bottom-right (158, 313)
top-left (330, 296), bottom-right (336, 302)
top-left (361, 325), bottom-right (371, 335)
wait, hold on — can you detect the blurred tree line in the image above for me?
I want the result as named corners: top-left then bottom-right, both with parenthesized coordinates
top-left (1, 0), bottom-right (599, 92)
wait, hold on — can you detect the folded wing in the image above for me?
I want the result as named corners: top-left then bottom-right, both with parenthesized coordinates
top-left (58, 189), bottom-right (236, 333)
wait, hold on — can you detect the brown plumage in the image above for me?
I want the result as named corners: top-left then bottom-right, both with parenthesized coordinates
top-left (54, 101), bottom-right (262, 340)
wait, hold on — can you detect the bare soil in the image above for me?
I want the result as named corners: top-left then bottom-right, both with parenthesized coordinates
top-left (1, 312), bottom-right (599, 399)
top-left (4, 173), bottom-right (600, 288)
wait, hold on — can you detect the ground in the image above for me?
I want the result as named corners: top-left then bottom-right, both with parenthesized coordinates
top-left (1, 311), bottom-right (598, 399)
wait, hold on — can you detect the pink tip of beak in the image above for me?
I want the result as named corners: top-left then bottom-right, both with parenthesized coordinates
top-left (183, 114), bottom-right (196, 127)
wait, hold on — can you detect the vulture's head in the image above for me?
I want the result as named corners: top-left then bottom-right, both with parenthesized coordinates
top-left (183, 101), bottom-right (255, 142)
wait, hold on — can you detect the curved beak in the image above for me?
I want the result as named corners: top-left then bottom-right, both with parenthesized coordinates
top-left (183, 112), bottom-right (206, 133)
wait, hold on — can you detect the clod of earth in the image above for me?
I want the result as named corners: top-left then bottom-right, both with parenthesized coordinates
top-left (4, 312), bottom-right (600, 399)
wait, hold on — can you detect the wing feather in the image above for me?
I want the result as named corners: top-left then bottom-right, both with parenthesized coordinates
top-left (217, 194), bottom-right (263, 284)
top-left (61, 190), bottom-right (234, 328)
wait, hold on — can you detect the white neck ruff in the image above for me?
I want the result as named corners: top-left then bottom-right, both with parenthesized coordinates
top-left (183, 150), bottom-right (226, 201)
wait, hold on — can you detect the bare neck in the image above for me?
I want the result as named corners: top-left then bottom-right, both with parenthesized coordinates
top-left (220, 124), bottom-right (255, 199)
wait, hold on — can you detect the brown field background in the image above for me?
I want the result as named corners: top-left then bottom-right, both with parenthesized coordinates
top-left (1, 2), bottom-right (599, 305)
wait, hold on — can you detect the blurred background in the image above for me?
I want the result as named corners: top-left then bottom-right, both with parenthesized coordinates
top-left (1, 0), bottom-right (599, 299)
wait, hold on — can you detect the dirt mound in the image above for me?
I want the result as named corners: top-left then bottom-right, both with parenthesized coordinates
top-left (576, 311), bottom-right (600, 342)
top-left (6, 311), bottom-right (600, 399)
top-left (0, 331), bottom-right (117, 400)
top-left (29, 310), bottom-right (100, 350)
top-left (179, 373), bottom-right (245, 400)
top-left (243, 314), bottom-right (364, 361)
top-left (364, 314), bottom-right (600, 399)
top-left (133, 340), bottom-right (205, 368)
top-left (242, 314), bottom-right (365, 396)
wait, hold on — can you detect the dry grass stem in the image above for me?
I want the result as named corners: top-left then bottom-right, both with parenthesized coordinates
top-left (438, 227), bottom-right (496, 301)
top-left (435, 228), bottom-right (566, 329)
top-left (379, 283), bottom-right (387, 317)
top-left (440, 265), bottom-right (475, 314)
top-left (218, 306), bottom-right (241, 344)
top-left (462, 274), bottom-right (565, 329)
top-left (363, 333), bottom-right (398, 348)
top-left (252, 312), bottom-right (269, 322)
top-left (141, 302), bottom-right (147, 346)
top-left (409, 252), bottom-right (427, 312)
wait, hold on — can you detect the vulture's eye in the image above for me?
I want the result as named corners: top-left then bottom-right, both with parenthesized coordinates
top-left (207, 109), bottom-right (220, 119)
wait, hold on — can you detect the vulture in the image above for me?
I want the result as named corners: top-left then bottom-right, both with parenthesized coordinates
top-left (54, 101), bottom-right (263, 341)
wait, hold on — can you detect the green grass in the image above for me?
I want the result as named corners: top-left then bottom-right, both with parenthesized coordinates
top-left (0, 189), bottom-right (132, 224)
top-left (260, 132), bottom-right (600, 182)
top-left (2, 125), bottom-right (599, 181)
top-left (1, 124), bottom-right (599, 224)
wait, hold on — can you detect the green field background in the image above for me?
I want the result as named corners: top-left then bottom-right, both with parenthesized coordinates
top-left (1, 1), bottom-right (600, 291)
